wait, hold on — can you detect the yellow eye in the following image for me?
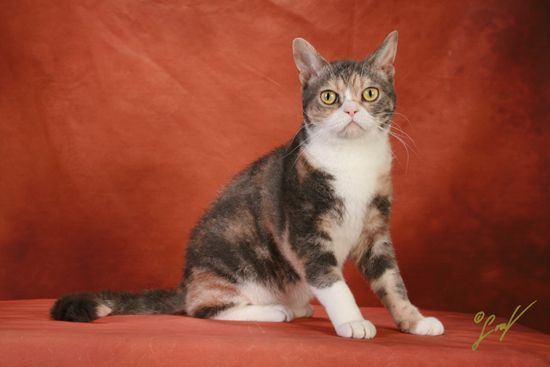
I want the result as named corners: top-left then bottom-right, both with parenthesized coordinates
top-left (320, 90), bottom-right (338, 105)
top-left (362, 87), bottom-right (379, 102)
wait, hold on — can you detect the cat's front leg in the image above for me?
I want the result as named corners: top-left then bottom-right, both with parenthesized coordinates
top-left (357, 237), bottom-right (444, 336)
top-left (304, 256), bottom-right (376, 339)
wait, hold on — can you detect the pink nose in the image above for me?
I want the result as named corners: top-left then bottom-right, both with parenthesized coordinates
top-left (343, 104), bottom-right (358, 117)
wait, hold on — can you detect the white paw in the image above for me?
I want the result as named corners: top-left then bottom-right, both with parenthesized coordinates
top-left (271, 305), bottom-right (295, 322)
top-left (335, 319), bottom-right (377, 339)
top-left (409, 317), bottom-right (444, 336)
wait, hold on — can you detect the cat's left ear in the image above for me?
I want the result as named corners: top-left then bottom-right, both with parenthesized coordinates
top-left (292, 38), bottom-right (329, 85)
top-left (370, 31), bottom-right (398, 77)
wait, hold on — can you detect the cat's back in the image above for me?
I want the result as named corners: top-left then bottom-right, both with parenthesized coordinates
top-left (187, 144), bottom-right (288, 246)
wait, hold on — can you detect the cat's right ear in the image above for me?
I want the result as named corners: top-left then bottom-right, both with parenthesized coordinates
top-left (369, 31), bottom-right (398, 78)
top-left (292, 38), bottom-right (329, 85)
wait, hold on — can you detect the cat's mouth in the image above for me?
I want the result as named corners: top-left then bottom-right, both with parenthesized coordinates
top-left (348, 120), bottom-right (365, 129)
top-left (342, 120), bottom-right (366, 132)
top-left (337, 120), bottom-right (366, 138)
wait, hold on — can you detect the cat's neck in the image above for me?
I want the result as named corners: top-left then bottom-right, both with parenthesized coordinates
top-left (303, 129), bottom-right (392, 177)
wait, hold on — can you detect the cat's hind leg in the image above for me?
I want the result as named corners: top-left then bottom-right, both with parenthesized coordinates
top-left (213, 304), bottom-right (294, 322)
top-left (184, 269), bottom-right (296, 322)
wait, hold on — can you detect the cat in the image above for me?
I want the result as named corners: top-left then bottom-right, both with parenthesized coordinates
top-left (51, 31), bottom-right (444, 339)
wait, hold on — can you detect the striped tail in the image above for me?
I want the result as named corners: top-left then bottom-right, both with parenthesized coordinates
top-left (50, 288), bottom-right (186, 322)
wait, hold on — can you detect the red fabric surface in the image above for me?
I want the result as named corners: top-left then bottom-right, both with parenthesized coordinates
top-left (0, 300), bottom-right (548, 367)
top-left (0, 0), bottom-right (548, 334)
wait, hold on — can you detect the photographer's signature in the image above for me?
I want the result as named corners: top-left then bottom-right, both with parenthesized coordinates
top-left (472, 300), bottom-right (537, 351)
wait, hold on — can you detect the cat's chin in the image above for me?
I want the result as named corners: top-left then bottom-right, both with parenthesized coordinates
top-left (336, 121), bottom-right (369, 139)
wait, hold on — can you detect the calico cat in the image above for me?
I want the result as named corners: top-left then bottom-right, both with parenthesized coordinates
top-left (51, 31), bottom-right (444, 339)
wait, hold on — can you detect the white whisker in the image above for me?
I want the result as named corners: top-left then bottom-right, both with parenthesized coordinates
top-left (377, 125), bottom-right (412, 171)
top-left (282, 124), bottom-right (327, 170)
top-left (390, 122), bottom-right (416, 145)
top-left (282, 125), bottom-right (307, 158)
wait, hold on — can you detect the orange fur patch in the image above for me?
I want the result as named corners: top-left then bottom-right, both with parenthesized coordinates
top-left (185, 269), bottom-right (243, 315)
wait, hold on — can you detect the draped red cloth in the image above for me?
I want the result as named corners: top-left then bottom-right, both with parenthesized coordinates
top-left (0, 300), bottom-right (548, 366)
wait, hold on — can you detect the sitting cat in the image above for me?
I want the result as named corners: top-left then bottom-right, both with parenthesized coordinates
top-left (51, 31), bottom-right (444, 339)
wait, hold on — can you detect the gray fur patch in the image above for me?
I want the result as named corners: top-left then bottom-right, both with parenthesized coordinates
top-left (360, 241), bottom-right (397, 280)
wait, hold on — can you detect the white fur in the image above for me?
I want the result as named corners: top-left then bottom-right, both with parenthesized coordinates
top-left (344, 89), bottom-right (353, 101)
top-left (239, 280), bottom-right (312, 318)
top-left (214, 304), bottom-right (294, 322)
top-left (312, 280), bottom-right (365, 329)
top-left (336, 319), bottom-right (377, 339)
top-left (96, 304), bottom-right (112, 318)
top-left (239, 282), bottom-right (280, 305)
top-left (304, 131), bottom-right (392, 265)
top-left (410, 317), bottom-right (445, 336)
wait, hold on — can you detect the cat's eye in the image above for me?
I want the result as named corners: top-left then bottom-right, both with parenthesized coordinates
top-left (320, 90), bottom-right (338, 105)
top-left (362, 87), bottom-right (379, 102)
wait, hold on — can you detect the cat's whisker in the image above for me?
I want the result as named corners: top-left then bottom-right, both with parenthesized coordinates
top-left (288, 127), bottom-right (328, 170)
top-left (389, 125), bottom-right (416, 149)
top-left (282, 125), bottom-right (307, 158)
top-left (388, 122), bottom-right (411, 136)
top-left (379, 111), bottom-right (413, 127)
top-left (391, 111), bottom-right (413, 125)
top-left (377, 125), bottom-right (412, 170)
top-left (389, 132), bottom-right (411, 170)
top-left (380, 111), bottom-right (413, 125)
top-left (378, 112), bottom-right (417, 149)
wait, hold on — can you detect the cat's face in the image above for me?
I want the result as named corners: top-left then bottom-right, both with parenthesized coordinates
top-left (293, 32), bottom-right (398, 140)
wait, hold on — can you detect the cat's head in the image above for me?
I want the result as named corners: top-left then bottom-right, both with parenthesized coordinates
top-left (292, 31), bottom-right (398, 140)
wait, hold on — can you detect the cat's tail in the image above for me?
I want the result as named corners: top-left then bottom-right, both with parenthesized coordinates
top-left (50, 288), bottom-right (186, 322)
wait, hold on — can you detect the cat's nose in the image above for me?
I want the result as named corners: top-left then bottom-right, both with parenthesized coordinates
top-left (343, 103), bottom-right (358, 118)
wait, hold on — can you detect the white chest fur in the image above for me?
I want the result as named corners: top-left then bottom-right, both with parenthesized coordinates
top-left (304, 134), bottom-right (392, 266)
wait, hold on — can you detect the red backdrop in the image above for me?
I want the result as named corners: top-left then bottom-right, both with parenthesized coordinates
top-left (0, 0), bottom-right (548, 332)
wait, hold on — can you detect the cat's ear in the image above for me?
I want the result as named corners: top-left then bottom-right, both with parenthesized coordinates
top-left (292, 38), bottom-right (329, 85)
top-left (370, 31), bottom-right (398, 77)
